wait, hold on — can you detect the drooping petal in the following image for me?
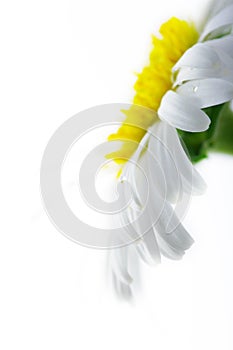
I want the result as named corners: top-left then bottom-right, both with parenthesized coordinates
top-left (150, 194), bottom-right (194, 260)
top-left (110, 117), bottom-right (204, 297)
top-left (158, 90), bottom-right (211, 132)
top-left (122, 132), bottom-right (150, 208)
top-left (135, 225), bottom-right (161, 266)
top-left (177, 78), bottom-right (233, 108)
top-left (121, 203), bottom-right (162, 266)
top-left (110, 246), bottom-right (133, 285)
top-left (118, 145), bottom-right (162, 266)
top-left (152, 197), bottom-right (194, 248)
top-left (150, 122), bottom-right (207, 195)
top-left (128, 123), bottom-right (195, 256)
top-left (130, 173), bottom-right (194, 261)
top-left (112, 272), bottom-right (132, 300)
top-left (148, 122), bottom-right (182, 203)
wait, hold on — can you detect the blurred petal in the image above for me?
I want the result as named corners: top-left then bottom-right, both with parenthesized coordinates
top-left (110, 246), bottom-right (133, 285)
top-left (200, 3), bottom-right (233, 40)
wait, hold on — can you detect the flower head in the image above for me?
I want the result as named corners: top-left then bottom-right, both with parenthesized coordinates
top-left (106, 18), bottom-right (198, 165)
top-left (107, 0), bottom-right (233, 299)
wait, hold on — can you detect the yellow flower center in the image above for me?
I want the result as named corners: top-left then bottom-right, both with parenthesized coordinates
top-left (106, 17), bottom-right (198, 171)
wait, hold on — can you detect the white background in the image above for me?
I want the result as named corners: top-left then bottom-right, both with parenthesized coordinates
top-left (1, 0), bottom-right (233, 349)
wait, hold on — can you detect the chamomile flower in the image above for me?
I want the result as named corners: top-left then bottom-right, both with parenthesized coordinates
top-left (107, 1), bottom-right (233, 299)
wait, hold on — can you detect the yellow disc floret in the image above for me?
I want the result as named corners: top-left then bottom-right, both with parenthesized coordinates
top-left (106, 17), bottom-right (198, 169)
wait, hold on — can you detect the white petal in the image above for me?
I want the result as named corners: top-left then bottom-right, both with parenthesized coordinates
top-left (205, 36), bottom-right (233, 59)
top-left (112, 272), bottom-right (132, 300)
top-left (217, 49), bottom-right (233, 71)
top-left (155, 234), bottom-right (185, 260)
top-left (110, 246), bottom-right (133, 285)
top-left (145, 145), bottom-right (167, 201)
top-left (158, 91), bottom-right (211, 132)
top-left (173, 44), bottom-right (219, 72)
top-left (152, 200), bottom-right (194, 260)
top-left (170, 141), bottom-right (206, 196)
top-left (152, 122), bottom-right (207, 195)
top-left (206, 0), bottom-right (233, 19)
top-left (174, 63), bottom-right (233, 86)
top-left (144, 174), bottom-right (195, 252)
top-left (121, 197), bottom-right (162, 266)
top-left (122, 132), bottom-right (150, 208)
top-left (148, 122), bottom-right (182, 203)
top-left (174, 66), bottom-right (220, 87)
top-left (136, 227), bottom-right (161, 266)
top-left (173, 40), bottom-right (233, 86)
top-left (153, 199), bottom-right (194, 248)
top-left (200, 4), bottom-right (233, 41)
top-left (177, 78), bottom-right (233, 108)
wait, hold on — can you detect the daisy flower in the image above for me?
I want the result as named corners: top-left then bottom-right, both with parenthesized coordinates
top-left (106, 0), bottom-right (233, 299)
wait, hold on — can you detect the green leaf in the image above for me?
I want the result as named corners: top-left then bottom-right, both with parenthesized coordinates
top-left (178, 103), bottom-right (233, 163)
top-left (210, 103), bottom-right (233, 155)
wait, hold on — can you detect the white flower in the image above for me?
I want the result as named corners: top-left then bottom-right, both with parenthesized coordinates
top-left (158, 5), bottom-right (233, 132)
top-left (108, 1), bottom-right (233, 299)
